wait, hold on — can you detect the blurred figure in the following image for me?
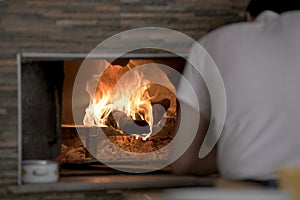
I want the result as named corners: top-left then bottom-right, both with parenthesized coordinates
top-left (172, 0), bottom-right (300, 182)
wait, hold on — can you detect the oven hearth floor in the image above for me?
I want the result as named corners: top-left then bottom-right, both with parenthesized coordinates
top-left (8, 175), bottom-right (215, 194)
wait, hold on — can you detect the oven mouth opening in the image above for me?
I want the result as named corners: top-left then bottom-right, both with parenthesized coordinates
top-left (18, 51), bottom-right (186, 185)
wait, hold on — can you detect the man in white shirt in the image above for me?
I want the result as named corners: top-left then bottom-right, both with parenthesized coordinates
top-left (172, 0), bottom-right (300, 181)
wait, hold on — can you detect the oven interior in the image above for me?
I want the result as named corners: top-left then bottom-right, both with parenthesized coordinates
top-left (19, 52), bottom-right (186, 183)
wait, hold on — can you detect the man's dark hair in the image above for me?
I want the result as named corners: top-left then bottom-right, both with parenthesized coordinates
top-left (246, 0), bottom-right (300, 18)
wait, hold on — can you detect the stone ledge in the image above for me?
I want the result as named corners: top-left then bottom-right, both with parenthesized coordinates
top-left (8, 175), bottom-right (215, 194)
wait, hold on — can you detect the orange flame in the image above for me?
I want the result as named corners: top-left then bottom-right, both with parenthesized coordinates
top-left (83, 59), bottom-right (174, 140)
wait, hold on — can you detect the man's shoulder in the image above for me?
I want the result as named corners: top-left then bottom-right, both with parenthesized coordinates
top-left (199, 22), bottom-right (251, 47)
top-left (200, 10), bottom-right (300, 47)
top-left (195, 21), bottom-right (254, 56)
top-left (281, 10), bottom-right (300, 21)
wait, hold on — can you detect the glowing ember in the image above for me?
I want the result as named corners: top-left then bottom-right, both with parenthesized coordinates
top-left (83, 59), bottom-right (175, 140)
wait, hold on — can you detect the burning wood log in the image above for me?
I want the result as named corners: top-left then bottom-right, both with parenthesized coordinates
top-left (108, 110), bottom-right (150, 135)
top-left (107, 98), bottom-right (171, 135)
top-left (152, 98), bottom-right (170, 125)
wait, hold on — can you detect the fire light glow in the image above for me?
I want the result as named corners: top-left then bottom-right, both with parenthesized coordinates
top-left (83, 59), bottom-right (175, 140)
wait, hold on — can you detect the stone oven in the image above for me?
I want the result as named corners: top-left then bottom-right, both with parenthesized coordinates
top-left (18, 52), bottom-right (188, 186)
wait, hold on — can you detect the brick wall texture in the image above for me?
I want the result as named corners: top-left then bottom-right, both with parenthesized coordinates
top-left (0, 0), bottom-right (248, 198)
